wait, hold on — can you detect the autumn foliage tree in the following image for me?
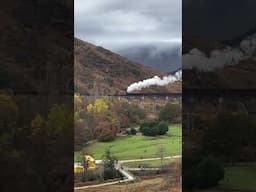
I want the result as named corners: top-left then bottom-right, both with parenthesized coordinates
top-left (74, 94), bottom-right (94, 149)
top-left (74, 93), bottom-right (83, 112)
top-left (112, 100), bottom-right (146, 128)
top-left (86, 98), bottom-right (121, 141)
top-left (87, 98), bottom-right (109, 117)
top-left (95, 121), bottom-right (119, 142)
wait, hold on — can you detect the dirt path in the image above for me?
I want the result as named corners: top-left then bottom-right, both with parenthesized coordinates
top-left (76, 177), bottom-right (181, 192)
top-left (119, 155), bottom-right (181, 163)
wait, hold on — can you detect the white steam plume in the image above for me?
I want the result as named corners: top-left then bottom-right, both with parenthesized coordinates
top-left (127, 70), bottom-right (182, 93)
top-left (183, 33), bottom-right (256, 71)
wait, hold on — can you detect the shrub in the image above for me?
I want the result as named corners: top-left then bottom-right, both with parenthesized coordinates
top-left (140, 122), bottom-right (158, 131)
top-left (130, 128), bottom-right (137, 135)
top-left (140, 121), bottom-right (168, 136)
top-left (196, 157), bottom-right (224, 188)
top-left (140, 121), bottom-right (158, 136)
top-left (103, 168), bottom-right (118, 180)
top-left (157, 121), bottom-right (169, 135)
top-left (183, 157), bottom-right (224, 189)
top-left (147, 126), bottom-right (159, 136)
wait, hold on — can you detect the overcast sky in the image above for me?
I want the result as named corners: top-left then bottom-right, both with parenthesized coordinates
top-left (75, 0), bottom-right (181, 51)
top-left (183, 0), bottom-right (256, 40)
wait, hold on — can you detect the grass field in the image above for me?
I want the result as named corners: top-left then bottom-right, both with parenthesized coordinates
top-left (123, 159), bottom-right (175, 168)
top-left (75, 124), bottom-right (181, 161)
top-left (220, 166), bottom-right (256, 191)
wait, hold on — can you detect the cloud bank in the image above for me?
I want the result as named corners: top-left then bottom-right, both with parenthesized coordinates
top-left (75, 0), bottom-right (181, 52)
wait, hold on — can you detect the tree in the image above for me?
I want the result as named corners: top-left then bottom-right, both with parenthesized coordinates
top-left (125, 103), bottom-right (146, 124)
top-left (102, 148), bottom-right (118, 180)
top-left (74, 93), bottom-right (83, 112)
top-left (156, 145), bottom-right (166, 170)
top-left (112, 100), bottom-right (146, 128)
top-left (75, 121), bottom-right (92, 150)
top-left (46, 104), bottom-right (73, 137)
top-left (159, 103), bottom-right (181, 123)
top-left (28, 103), bottom-right (73, 192)
top-left (95, 121), bottom-right (118, 142)
top-left (87, 98), bottom-right (108, 117)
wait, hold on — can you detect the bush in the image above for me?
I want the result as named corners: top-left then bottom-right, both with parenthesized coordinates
top-left (140, 121), bottom-right (168, 136)
top-left (103, 168), bottom-right (118, 180)
top-left (157, 121), bottom-right (169, 135)
top-left (183, 157), bottom-right (224, 189)
top-left (130, 128), bottom-right (137, 135)
top-left (146, 126), bottom-right (159, 136)
top-left (140, 121), bottom-right (158, 136)
top-left (196, 157), bottom-right (224, 188)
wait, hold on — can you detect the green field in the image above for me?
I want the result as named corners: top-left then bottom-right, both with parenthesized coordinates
top-left (75, 124), bottom-right (181, 161)
top-left (220, 166), bottom-right (256, 191)
top-left (123, 159), bottom-right (176, 168)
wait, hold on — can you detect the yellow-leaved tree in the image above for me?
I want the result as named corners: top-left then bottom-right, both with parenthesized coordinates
top-left (31, 114), bottom-right (45, 135)
top-left (74, 93), bottom-right (83, 112)
top-left (87, 98), bottom-right (109, 117)
top-left (46, 104), bottom-right (73, 137)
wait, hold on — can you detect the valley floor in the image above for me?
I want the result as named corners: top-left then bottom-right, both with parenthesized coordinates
top-left (219, 165), bottom-right (256, 191)
top-left (75, 124), bottom-right (181, 161)
top-left (76, 176), bottom-right (181, 192)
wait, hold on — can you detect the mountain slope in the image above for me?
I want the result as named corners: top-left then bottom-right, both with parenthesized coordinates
top-left (75, 38), bottom-right (180, 95)
top-left (0, 1), bottom-right (73, 94)
top-left (183, 31), bottom-right (256, 90)
top-left (118, 44), bottom-right (181, 73)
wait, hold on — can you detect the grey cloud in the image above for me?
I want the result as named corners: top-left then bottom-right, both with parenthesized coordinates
top-left (118, 43), bottom-right (181, 72)
top-left (75, 0), bottom-right (181, 48)
top-left (75, 0), bottom-right (181, 71)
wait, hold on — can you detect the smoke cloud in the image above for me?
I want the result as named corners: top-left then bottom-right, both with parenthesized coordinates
top-left (183, 33), bottom-right (256, 71)
top-left (127, 70), bottom-right (182, 93)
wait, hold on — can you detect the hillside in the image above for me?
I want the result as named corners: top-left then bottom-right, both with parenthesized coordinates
top-left (183, 59), bottom-right (256, 89)
top-left (118, 44), bottom-right (181, 73)
top-left (0, 1), bottom-right (73, 94)
top-left (75, 38), bottom-right (181, 95)
top-left (183, 31), bottom-right (256, 90)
